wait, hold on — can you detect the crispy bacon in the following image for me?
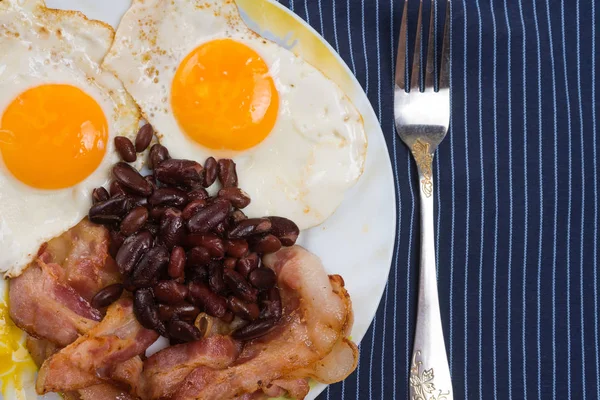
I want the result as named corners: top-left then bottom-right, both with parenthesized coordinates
top-left (36, 297), bottom-right (159, 394)
top-left (78, 384), bottom-right (138, 400)
top-left (142, 335), bottom-right (240, 399)
top-left (170, 246), bottom-right (354, 400)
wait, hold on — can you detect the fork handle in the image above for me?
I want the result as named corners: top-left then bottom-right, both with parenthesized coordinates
top-left (410, 160), bottom-right (453, 400)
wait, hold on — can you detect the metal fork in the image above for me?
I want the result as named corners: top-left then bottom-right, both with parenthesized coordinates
top-left (394, 1), bottom-right (452, 399)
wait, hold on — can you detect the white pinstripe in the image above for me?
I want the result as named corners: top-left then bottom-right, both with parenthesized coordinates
top-left (304, 0), bottom-right (310, 23)
top-left (331, 0), bottom-right (340, 51)
top-left (592, 1), bottom-right (599, 398)
top-left (361, 0), bottom-right (369, 94)
top-left (346, 0), bottom-right (357, 74)
top-left (516, 0), bottom-right (529, 398)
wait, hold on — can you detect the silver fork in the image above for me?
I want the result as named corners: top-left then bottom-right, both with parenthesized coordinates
top-left (394, 1), bottom-right (452, 399)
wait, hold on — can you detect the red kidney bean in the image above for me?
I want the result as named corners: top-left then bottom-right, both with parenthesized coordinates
top-left (149, 187), bottom-right (188, 208)
top-left (155, 159), bottom-right (203, 187)
top-left (92, 187), bottom-right (109, 204)
top-left (248, 268), bottom-right (277, 290)
top-left (267, 217), bottom-right (300, 246)
top-left (223, 268), bottom-right (258, 303)
top-left (89, 196), bottom-right (130, 224)
top-left (145, 175), bottom-right (158, 191)
top-left (114, 136), bottom-right (137, 162)
top-left (236, 253), bottom-right (260, 278)
top-left (149, 206), bottom-right (170, 221)
top-left (227, 296), bottom-right (260, 321)
top-left (120, 206), bottom-right (149, 236)
top-left (168, 246), bottom-right (186, 280)
top-left (168, 318), bottom-right (201, 342)
top-left (149, 144), bottom-right (170, 169)
top-left (250, 234), bottom-right (282, 254)
top-left (228, 218), bottom-right (272, 239)
top-left (223, 257), bottom-right (237, 269)
top-left (230, 210), bottom-right (247, 224)
top-left (259, 287), bottom-right (282, 320)
top-left (218, 187), bottom-right (251, 209)
top-left (143, 223), bottom-right (159, 237)
top-left (224, 239), bottom-right (248, 258)
top-left (154, 280), bottom-right (189, 304)
top-left (112, 162), bottom-right (153, 196)
top-left (91, 284), bottom-right (123, 309)
top-left (158, 304), bottom-right (200, 322)
top-left (187, 282), bottom-right (227, 318)
top-left (134, 288), bottom-right (166, 335)
top-left (135, 124), bottom-right (154, 152)
top-left (232, 318), bottom-right (278, 341)
top-left (130, 245), bottom-right (170, 288)
top-left (108, 230), bottom-right (126, 258)
top-left (187, 265), bottom-right (208, 283)
top-left (187, 199), bottom-right (231, 233)
top-left (159, 208), bottom-right (185, 249)
top-left (187, 188), bottom-right (209, 202)
top-left (208, 261), bottom-right (226, 294)
top-left (110, 181), bottom-right (128, 197)
top-left (221, 311), bottom-right (235, 323)
top-left (187, 234), bottom-right (224, 259)
top-left (213, 220), bottom-right (229, 237)
top-left (128, 194), bottom-right (148, 208)
top-left (217, 159), bottom-right (238, 188)
top-left (202, 157), bottom-right (218, 187)
top-left (186, 246), bottom-right (211, 268)
top-left (182, 199), bottom-right (207, 220)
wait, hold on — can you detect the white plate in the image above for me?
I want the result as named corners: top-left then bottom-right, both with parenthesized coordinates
top-left (0, 1), bottom-right (396, 398)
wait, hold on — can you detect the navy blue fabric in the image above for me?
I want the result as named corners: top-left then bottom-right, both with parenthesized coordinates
top-left (273, 0), bottom-right (600, 399)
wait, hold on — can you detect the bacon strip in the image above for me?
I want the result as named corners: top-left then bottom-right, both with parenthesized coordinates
top-left (36, 297), bottom-right (159, 394)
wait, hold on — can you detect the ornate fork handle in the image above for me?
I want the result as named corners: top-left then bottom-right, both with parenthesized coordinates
top-left (409, 140), bottom-right (452, 400)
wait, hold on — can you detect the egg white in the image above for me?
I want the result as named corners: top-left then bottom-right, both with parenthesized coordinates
top-left (104, 0), bottom-right (367, 230)
top-left (0, 0), bottom-right (140, 277)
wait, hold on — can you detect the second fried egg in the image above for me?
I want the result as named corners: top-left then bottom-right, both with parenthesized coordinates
top-left (104, 0), bottom-right (367, 230)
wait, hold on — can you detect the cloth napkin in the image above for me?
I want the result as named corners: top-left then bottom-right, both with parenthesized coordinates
top-left (275, 0), bottom-right (600, 399)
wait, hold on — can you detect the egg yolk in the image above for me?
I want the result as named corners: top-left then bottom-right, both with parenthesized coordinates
top-left (171, 39), bottom-right (279, 151)
top-left (0, 84), bottom-right (108, 190)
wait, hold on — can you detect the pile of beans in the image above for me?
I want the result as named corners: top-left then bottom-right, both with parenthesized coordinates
top-left (88, 125), bottom-right (299, 343)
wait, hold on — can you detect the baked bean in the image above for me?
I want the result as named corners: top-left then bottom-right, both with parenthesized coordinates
top-left (218, 187), bottom-right (251, 209)
top-left (168, 318), bottom-right (201, 342)
top-left (187, 199), bottom-right (231, 233)
top-left (168, 246), bottom-right (186, 280)
top-left (115, 230), bottom-right (153, 275)
top-left (149, 206), bottom-right (169, 221)
top-left (259, 287), bottom-right (282, 320)
top-left (186, 234), bottom-right (224, 259)
top-left (130, 245), bottom-right (170, 288)
top-left (159, 208), bottom-right (185, 249)
top-left (223, 257), bottom-right (237, 269)
top-left (114, 136), bottom-right (137, 162)
top-left (154, 280), bottom-right (188, 305)
top-left (134, 288), bottom-right (166, 335)
top-left (227, 218), bottom-right (271, 239)
top-left (149, 187), bottom-right (188, 208)
top-left (143, 223), bottom-right (159, 237)
top-left (227, 296), bottom-right (259, 321)
top-left (92, 187), bottom-right (109, 204)
top-left (158, 303), bottom-right (201, 322)
top-left (145, 175), bottom-right (158, 191)
top-left (187, 188), bottom-right (209, 202)
top-left (128, 194), bottom-right (148, 208)
top-left (221, 311), bottom-right (235, 323)
top-left (186, 246), bottom-right (211, 268)
top-left (112, 162), bottom-right (153, 196)
top-left (187, 282), bottom-right (227, 318)
top-left (217, 159), bottom-right (238, 188)
top-left (230, 210), bottom-right (247, 224)
top-left (135, 124), bottom-right (154, 152)
top-left (89, 196), bottom-right (130, 224)
top-left (213, 220), bottom-right (229, 237)
top-left (91, 284), bottom-right (123, 309)
top-left (208, 261), bottom-right (227, 295)
top-left (149, 144), bottom-right (170, 169)
top-left (120, 206), bottom-right (149, 236)
top-left (223, 268), bottom-right (257, 303)
top-left (248, 268), bottom-right (277, 290)
top-left (182, 199), bottom-right (207, 220)
top-left (155, 159), bottom-right (203, 187)
top-left (267, 216), bottom-right (300, 246)
top-left (236, 252), bottom-right (259, 278)
top-left (250, 234), bottom-right (282, 254)
top-left (109, 180), bottom-right (128, 197)
top-left (224, 239), bottom-right (248, 258)
top-left (202, 157), bottom-right (218, 187)
top-left (187, 265), bottom-right (208, 282)
top-left (231, 318), bottom-right (277, 341)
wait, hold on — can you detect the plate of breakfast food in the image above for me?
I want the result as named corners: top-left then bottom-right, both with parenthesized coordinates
top-left (0, 0), bottom-right (396, 398)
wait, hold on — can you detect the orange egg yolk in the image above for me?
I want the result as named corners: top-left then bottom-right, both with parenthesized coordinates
top-left (171, 39), bottom-right (279, 151)
top-left (0, 84), bottom-right (108, 190)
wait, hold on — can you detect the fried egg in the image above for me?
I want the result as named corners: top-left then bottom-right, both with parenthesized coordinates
top-left (104, 0), bottom-right (367, 230)
top-left (0, 0), bottom-right (139, 277)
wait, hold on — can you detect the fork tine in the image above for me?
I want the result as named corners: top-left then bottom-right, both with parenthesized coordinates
top-left (410, 1), bottom-right (423, 92)
top-left (395, 1), bottom-right (409, 91)
top-left (424, 1), bottom-right (436, 90)
top-left (439, 1), bottom-right (450, 89)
